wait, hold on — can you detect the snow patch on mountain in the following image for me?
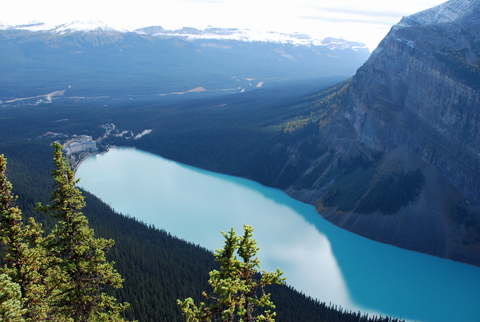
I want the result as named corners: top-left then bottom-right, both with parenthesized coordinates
top-left (51, 20), bottom-right (116, 34)
top-left (135, 26), bottom-right (368, 51)
top-left (398, 0), bottom-right (478, 27)
top-left (1, 20), bottom-right (368, 51)
top-left (0, 20), bottom-right (117, 34)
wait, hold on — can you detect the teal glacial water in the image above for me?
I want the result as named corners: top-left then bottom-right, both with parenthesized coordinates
top-left (75, 147), bottom-right (480, 322)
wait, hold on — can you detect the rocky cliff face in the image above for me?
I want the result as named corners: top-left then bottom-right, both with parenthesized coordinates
top-left (283, 0), bottom-right (480, 266)
top-left (348, 0), bottom-right (480, 204)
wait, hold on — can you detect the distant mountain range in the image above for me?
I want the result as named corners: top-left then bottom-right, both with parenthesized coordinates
top-left (0, 20), bottom-right (369, 102)
top-left (1, 20), bottom-right (368, 50)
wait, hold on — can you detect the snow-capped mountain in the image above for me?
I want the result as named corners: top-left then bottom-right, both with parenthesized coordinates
top-left (0, 19), bottom-right (370, 101)
top-left (398, 0), bottom-right (478, 27)
top-left (0, 20), bottom-right (368, 52)
top-left (0, 19), bottom-right (121, 34)
top-left (135, 26), bottom-right (368, 51)
top-left (50, 20), bottom-right (119, 35)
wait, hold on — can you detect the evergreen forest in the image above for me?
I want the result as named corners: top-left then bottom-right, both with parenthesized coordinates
top-left (0, 82), bottom-right (408, 321)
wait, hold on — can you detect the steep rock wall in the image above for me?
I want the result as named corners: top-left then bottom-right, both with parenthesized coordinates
top-left (346, 15), bottom-right (480, 204)
top-left (284, 0), bottom-right (480, 266)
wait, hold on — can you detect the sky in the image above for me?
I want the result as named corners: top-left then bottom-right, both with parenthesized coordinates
top-left (1, 0), bottom-right (447, 51)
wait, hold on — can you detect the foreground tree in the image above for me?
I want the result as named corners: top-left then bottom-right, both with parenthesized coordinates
top-left (36, 143), bottom-right (129, 321)
top-left (0, 155), bottom-right (48, 320)
top-left (178, 224), bottom-right (286, 322)
top-left (0, 273), bottom-right (25, 322)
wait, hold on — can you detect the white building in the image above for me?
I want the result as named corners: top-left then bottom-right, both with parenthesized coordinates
top-left (64, 136), bottom-right (97, 155)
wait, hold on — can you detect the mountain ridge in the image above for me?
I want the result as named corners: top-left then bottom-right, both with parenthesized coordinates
top-left (0, 20), bottom-right (368, 51)
top-left (398, 0), bottom-right (478, 26)
top-left (0, 21), bottom-right (369, 101)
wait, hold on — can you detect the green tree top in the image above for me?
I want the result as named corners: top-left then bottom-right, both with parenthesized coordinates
top-left (0, 155), bottom-right (48, 321)
top-left (0, 273), bottom-right (25, 322)
top-left (36, 143), bottom-right (129, 321)
top-left (178, 224), bottom-right (286, 322)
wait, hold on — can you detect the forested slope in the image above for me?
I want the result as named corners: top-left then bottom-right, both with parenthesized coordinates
top-left (0, 139), bottom-right (405, 322)
top-left (2, 67), bottom-right (478, 268)
top-left (0, 82), bottom-right (407, 321)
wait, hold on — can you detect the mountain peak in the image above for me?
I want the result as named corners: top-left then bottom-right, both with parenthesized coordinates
top-left (135, 26), bottom-right (369, 51)
top-left (1, 20), bottom-right (368, 52)
top-left (51, 20), bottom-right (115, 34)
top-left (399, 0), bottom-right (479, 27)
top-left (0, 20), bottom-right (116, 34)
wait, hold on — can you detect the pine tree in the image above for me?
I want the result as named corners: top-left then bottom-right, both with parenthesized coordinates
top-left (178, 224), bottom-right (286, 322)
top-left (0, 273), bottom-right (25, 322)
top-left (36, 143), bottom-right (129, 321)
top-left (0, 155), bottom-right (48, 321)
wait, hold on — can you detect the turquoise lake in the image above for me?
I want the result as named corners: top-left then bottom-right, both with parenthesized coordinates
top-left (75, 147), bottom-right (480, 322)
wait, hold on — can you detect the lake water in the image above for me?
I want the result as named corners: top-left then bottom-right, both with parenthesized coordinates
top-left (76, 147), bottom-right (480, 322)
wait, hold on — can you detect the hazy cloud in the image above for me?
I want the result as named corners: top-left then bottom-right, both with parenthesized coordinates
top-left (299, 15), bottom-right (397, 26)
top-left (311, 7), bottom-right (405, 19)
top-left (179, 0), bottom-right (231, 3)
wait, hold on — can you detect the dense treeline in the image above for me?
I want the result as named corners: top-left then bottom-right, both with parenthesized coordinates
top-left (0, 78), bottom-right (342, 192)
top-left (355, 170), bottom-right (425, 214)
top-left (0, 141), bottom-right (407, 321)
top-left (0, 82), bottom-right (410, 321)
top-left (0, 146), bottom-right (128, 320)
top-left (321, 164), bottom-right (426, 215)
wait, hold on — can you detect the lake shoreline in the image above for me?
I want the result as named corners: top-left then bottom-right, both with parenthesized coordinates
top-left (75, 146), bottom-right (480, 269)
top-left (75, 147), bottom-right (480, 322)
top-left (72, 145), bottom-right (138, 174)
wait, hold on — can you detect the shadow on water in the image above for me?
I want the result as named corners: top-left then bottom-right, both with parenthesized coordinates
top-left (164, 149), bottom-right (480, 322)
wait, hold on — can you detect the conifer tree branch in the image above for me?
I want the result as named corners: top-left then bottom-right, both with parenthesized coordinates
top-left (178, 224), bottom-right (286, 322)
